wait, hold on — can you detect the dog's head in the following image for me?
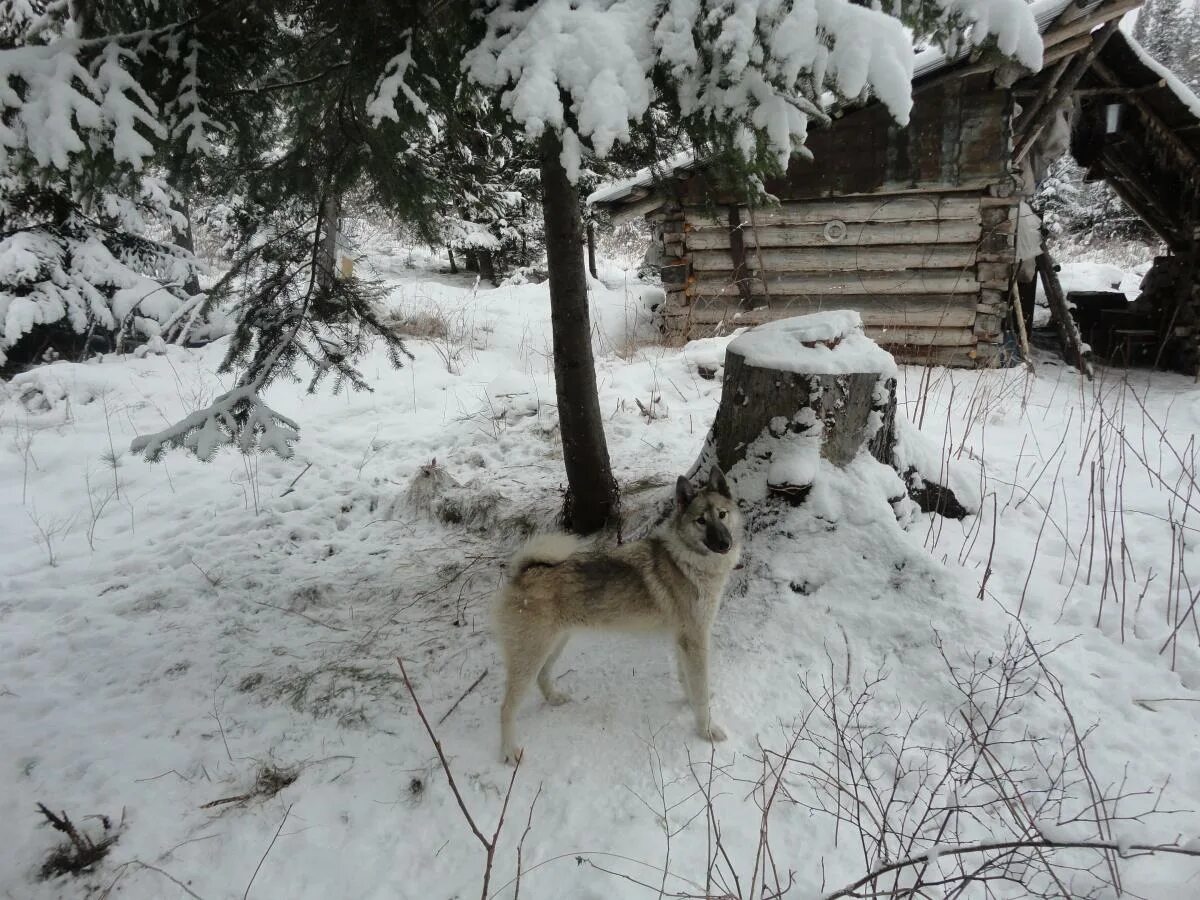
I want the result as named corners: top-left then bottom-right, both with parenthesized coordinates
top-left (675, 466), bottom-right (740, 556)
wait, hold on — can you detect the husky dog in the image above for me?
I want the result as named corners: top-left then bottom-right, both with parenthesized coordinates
top-left (494, 466), bottom-right (742, 763)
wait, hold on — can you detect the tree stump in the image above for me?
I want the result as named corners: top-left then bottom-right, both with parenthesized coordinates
top-left (691, 311), bottom-right (964, 517)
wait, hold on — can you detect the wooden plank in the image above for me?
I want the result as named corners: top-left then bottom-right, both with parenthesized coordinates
top-left (1037, 251), bottom-right (1094, 378)
top-left (670, 305), bottom-right (976, 348)
top-left (691, 270), bottom-right (980, 296)
top-left (867, 326), bottom-right (976, 347)
top-left (680, 295), bottom-right (979, 328)
top-left (684, 195), bottom-right (981, 228)
top-left (892, 346), bottom-right (992, 368)
top-left (689, 244), bottom-right (978, 273)
top-left (684, 219), bottom-right (982, 250)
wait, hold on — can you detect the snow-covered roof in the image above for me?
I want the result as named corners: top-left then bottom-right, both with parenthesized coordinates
top-left (589, 0), bottom-right (1115, 212)
top-left (1069, 26), bottom-right (1200, 249)
top-left (1113, 28), bottom-right (1200, 122)
top-left (912, 0), bottom-right (1083, 79)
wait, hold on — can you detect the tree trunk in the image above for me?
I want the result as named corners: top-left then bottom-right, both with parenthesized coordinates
top-left (478, 249), bottom-right (498, 286)
top-left (586, 219), bottom-right (598, 279)
top-left (170, 196), bottom-right (202, 296)
top-left (540, 131), bottom-right (619, 533)
top-left (447, 246), bottom-right (457, 274)
top-left (317, 194), bottom-right (341, 291)
top-left (464, 250), bottom-right (479, 272)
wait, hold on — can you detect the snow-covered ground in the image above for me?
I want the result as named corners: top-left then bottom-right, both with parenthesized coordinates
top-left (2, 246), bottom-right (1199, 899)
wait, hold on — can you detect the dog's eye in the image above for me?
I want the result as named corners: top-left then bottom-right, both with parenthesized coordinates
top-left (718, 511), bottom-right (727, 519)
top-left (695, 517), bottom-right (705, 526)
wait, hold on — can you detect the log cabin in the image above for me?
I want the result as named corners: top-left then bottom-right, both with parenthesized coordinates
top-left (589, 0), bottom-right (1164, 368)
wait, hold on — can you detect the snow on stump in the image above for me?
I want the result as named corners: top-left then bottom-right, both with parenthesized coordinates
top-left (694, 311), bottom-right (966, 518)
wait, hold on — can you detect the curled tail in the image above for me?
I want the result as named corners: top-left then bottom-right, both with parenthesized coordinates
top-left (509, 533), bottom-right (585, 577)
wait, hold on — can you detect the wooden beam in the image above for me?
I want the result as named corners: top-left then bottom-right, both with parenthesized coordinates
top-left (1016, 80), bottom-right (1168, 98)
top-left (1040, 34), bottom-right (1094, 67)
top-left (685, 219), bottom-right (982, 250)
top-left (1013, 57), bottom-right (1071, 147)
top-left (1090, 58), bottom-right (1200, 177)
top-left (1014, 19), bottom-right (1122, 165)
top-left (725, 205), bottom-right (753, 306)
top-left (1099, 152), bottom-right (1187, 248)
top-left (1037, 251), bottom-right (1095, 379)
top-left (685, 195), bottom-right (981, 228)
top-left (1041, 0), bottom-right (1143, 50)
top-left (689, 244), bottom-right (979, 273)
top-left (691, 270), bottom-right (981, 296)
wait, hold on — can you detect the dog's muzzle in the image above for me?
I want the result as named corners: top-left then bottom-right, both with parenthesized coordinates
top-left (704, 523), bottom-right (732, 554)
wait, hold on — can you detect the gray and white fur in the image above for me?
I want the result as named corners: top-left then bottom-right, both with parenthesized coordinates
top-left (493, 466), bottom-right (742, 763)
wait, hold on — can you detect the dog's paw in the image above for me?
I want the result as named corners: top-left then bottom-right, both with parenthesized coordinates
top-left (544, 689), bottom-right (571, 707)
top-left (700, 722), bottom-right (727, 743)
top-left (502, 745), bottom-right (524, 766)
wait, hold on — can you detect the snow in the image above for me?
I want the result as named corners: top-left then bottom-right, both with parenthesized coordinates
top-left (3, 245), bottom-right (1200, 899)
top-left (729, 310), bottom-right (898, 375)
top-left (456, 0), bottom-right (1041, 179)
top-left (1035, 260), bottom-right (1145, 310)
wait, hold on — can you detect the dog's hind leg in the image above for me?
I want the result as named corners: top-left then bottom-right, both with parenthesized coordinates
top-left (499, 630), bottom-right (561, 765)
top-left (537, 634), bottom-right (571, 706)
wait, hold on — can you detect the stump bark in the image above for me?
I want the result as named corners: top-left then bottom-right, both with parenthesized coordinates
top-left (695, 312), bottom-right (964, 518)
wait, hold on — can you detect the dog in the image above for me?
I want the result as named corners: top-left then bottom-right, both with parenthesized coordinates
top-left (493, 466), bottom-right (742, 763)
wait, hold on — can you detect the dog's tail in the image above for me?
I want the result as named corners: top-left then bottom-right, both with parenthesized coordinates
top-left (509, 533), bottom-right (585, 577)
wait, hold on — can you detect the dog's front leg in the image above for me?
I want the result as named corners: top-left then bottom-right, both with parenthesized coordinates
top-left (679, 631), bottom-right (726, 743)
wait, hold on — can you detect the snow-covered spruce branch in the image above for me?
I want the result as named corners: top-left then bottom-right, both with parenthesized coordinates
top-left (130, 314), bottom-right (301, 462)
top-left (822, 839), bottom-right (1200, 900)
top-left (129, 383), bottom-right (299, 462)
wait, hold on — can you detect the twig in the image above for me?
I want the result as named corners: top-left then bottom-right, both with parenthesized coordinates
top-left (242, 803), bottom-right (292, 900)
top-left (823, 838), bottom-right (1200, 899)
top-left (513, 783), bottom-right (544, 900)
top-left (280, 462), bottom-right (313, 497)
top-left (438, 669), bottom-right (489, 725)
top-left (397, 656), bottom-right (520, 900)
top-left (199, 793), bottom-right (253, 810)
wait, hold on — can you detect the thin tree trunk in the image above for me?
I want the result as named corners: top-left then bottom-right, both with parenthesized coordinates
top-left (447, 246), bottom-right (457, 274)
top-left (317, 194), bottom-right (341, 290)
top-left (540, 131), bottom-right (618, 533)
top-left (170, 195), bottom-right (202, 296)
top-left (586, 219), bottom-right (598, 279)
top-left (478, 249), bottom-right (498, 286)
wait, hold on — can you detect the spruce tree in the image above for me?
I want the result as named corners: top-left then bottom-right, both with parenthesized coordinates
top-left (2, 0), bottom-right (1044, 530)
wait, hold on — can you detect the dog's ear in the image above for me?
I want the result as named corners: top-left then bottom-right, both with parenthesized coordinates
top-left (708, 465), bottom-right (731, 498)
top-left (676, 475), bottom-right (696, 510)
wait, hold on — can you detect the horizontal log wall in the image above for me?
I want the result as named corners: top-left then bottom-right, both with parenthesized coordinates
top-left (658, 191), bottom-right (1020, 366)
top-left (656, 72), bottom-right (1019, 369)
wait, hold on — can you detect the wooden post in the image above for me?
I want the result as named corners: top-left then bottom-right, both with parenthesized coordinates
top-left (726, 205), bottom-right (753, 307)
top-left (585, 219), bottom-right (598, 279)
top-left (1036, 251), bottom-right (1094, 379)
top-left (1009, 283), bottom-right (1035, 371)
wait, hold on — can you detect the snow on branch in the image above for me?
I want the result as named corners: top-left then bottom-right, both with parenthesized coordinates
top-left (130, 384), bottom-right (300, 462)
top-left (365, 36), bottom-right (427, 125)
top-left (457, 0), bottom-right (1043, 177)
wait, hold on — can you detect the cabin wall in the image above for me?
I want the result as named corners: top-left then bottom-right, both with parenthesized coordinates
top-left (657, 75), bottom-right (1021, 367)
